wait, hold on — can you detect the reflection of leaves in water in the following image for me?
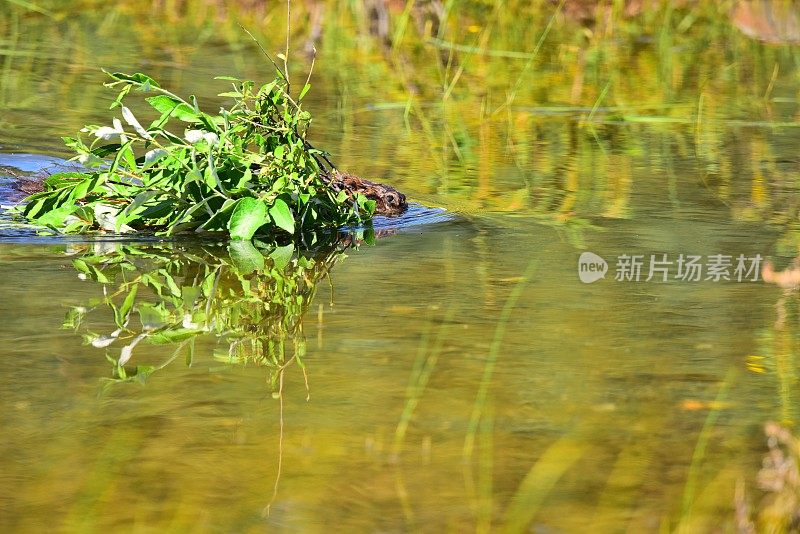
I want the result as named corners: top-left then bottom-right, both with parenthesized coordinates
top-left (64, 237), bottom-right (355, 387)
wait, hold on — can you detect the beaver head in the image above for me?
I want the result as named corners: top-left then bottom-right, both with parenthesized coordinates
top-left (371, 187), bottom-right (407, 216)
top-left (332, 171), bottom-right (408, 216)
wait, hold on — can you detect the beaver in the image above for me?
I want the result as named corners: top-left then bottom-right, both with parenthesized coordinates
top-left (320, 170), bottom-right (407, 216)
top-left (15, 177), bottom-right (45, 196)
top-left (12, 168), bottom-right (408, 216)
top-left (3, 166), bottom-right (47, 198)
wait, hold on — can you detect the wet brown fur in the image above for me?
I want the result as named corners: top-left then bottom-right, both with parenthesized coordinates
top-left (4, 167), bottom-right (46, 197)
top-left (16, 178), bottom-right (45, 195)
top-left (321, 170), bottom-right (407, 216)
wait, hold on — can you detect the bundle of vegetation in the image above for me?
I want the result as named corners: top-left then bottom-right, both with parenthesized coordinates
top-left (15, 69), bottom-right (406, 241)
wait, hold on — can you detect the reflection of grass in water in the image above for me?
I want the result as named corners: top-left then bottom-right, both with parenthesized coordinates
top-left (3, 0), bottom-right (53, 17)
top-left (673, 288), bottom-right (800, 532)
top-left (747, 290), bottom-right (800, 426)
top-left (390, 302), bottom-right (458, 529)
top-left (463, 260), bottom-right (538, 460)
top-left (746, 422), bottom-right (800, 533)
top-left (63, 423), bottom-right (143, 531)
top-left (456, 269), bottom-right (787, 532)
top-left (390, 260), bottom-right (539, 531)
top-left (502, 436), bottom-right (588, 534)
top-left (392, 303), bottom-right (458, 458)
top-left (676, 366), bottom-right (736, 533)
top-left (460, 260), bottom-right (537, 531)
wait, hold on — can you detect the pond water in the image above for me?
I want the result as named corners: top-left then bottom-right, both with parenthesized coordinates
top-left (2, 2), bottom-right (800, 532)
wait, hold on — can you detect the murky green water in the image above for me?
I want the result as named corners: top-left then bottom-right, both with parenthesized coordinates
top-left (3, 2), bottom-right (800, 532)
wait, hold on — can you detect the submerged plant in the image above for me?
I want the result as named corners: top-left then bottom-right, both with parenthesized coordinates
top-left (15, 70), bottom-right (377, 241)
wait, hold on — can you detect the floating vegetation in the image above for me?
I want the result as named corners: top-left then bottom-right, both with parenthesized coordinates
top-left (13, 69), bottom-right (380, 242)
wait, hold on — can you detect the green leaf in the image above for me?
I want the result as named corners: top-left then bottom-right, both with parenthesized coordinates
top-left (236, 168), bottom-right (253, 189)
top-left (356, 193), bottom-right (377, 216)
top-left (120, 143), bottom-right (138, 172)
top-left (147, 328), bottom-right (205, 344)
top-left (198, 112), bottom-right (224, 131)
top-left (198, 198), bottom-right (236, 231)
top-left (145, 95), bottom-right (200, 123)
top-left (138, 302), bottom-right (169, 329)
top-left (363, 226), bottom-right (376, 245)
top-left (229, 240), bottom-right (266, 275)
top-left (133, 365), bottom-right (157, 384)
top-left (44, 172), bottom-right (89, 189)
top-left (269, 198), bottom-right (295, 234)
top-left (110, 84), bottom-right (131, 109)
top-left (105, 71), bottom-right (161, 89)
top-left (119, 285), bottom-right (138, 323)
top-left (114, 285), bottom-right (138, 328)
top-left (260, 81), bottom-right (277, 95)
top-left (109, 140), bottom-right (135, 175)
top-left (157, 269), bottom-right (182, 297)
top-left (269, 243), bottom-right (294, 270)
top-left (62, 306), bottom-right (86, 330)
top-left (72, 259), bottom-right (91, 275)
top-left (228, 197), bottom-right (268, 240)
top-left (299, 83), bottom-right (311, 100)
top-left (91, 144), bottom-right (121, 158)
top-left (35, 203), bottom-right (79, 227)
top-left (185, 339), bottom-right (195, 367)
top-left (118, 190), bottom-right (162, 228)
top-left (72, 259), bottom-right (109, 283)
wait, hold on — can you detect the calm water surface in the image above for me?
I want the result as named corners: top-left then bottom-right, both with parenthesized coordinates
top-left (2, 4), bottom-right (800, 532)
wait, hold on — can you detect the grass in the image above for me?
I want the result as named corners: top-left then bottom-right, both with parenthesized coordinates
top-left (462, 260), bottom-right (537, 529)
top-left (392, 303), bottom-right (459, 459)
top-left (676, 367), bottom-right (736, 532)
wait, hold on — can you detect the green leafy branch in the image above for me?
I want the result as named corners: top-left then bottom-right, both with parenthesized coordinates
top-left (15, 70), bottom-right (373, 241)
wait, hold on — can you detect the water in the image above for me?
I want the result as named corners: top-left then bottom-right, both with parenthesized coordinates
top-left (2, 2), bottom-right (800, 532)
